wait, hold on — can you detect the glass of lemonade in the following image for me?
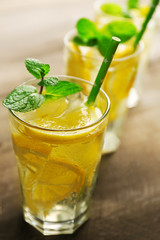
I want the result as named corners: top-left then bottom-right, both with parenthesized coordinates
top-left (64, 30), bottom-right (143, 153)
top-left (8, 75), bottom-right (110, 235)
top-left (93, 0), bottom-right (160, 108)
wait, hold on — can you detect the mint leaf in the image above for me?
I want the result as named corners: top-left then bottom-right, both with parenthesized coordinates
top-left (3, 85), bottom-right (45, 112)
top-left (100, 3), bottom-right (131, 18)
top-left (19, 93), bottom-right (45, 112)
top-left (76, 18), bottom-right (99, 41)
top-left (73, 36), bottom-right (98, 46)
top-left (127, 0), bottom-right (139, 9)
top-left (100, 3), bottom-right (123, 16)
top-left (41, 64), bottom-right (50, 77)
top-left (3, 85), bottom-right (37, 108)
top-left (18, 93), bottom-right (45, 112)
top-left (44, 81), bottom-right (83, 100)
top-left (38, 76), bottom-right (59, 87)
top-left (101, 20), bottom-right (137, 43)
top-left (25, 58), bottom-right (50, 79)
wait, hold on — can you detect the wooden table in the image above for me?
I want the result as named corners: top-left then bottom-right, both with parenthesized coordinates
top-left (1, 0), bottom-right (160, 239)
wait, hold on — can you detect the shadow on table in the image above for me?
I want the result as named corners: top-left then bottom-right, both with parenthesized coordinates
top-left (0, 213), bottom-right (89, 240)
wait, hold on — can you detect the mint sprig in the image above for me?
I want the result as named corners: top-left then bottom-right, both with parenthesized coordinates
top-left (3, 59), bottom-right (83, 112)
top-left (73, 18), bottom-right (137, 56)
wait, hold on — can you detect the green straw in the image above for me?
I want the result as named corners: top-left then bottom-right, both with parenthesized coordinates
top-left (134, 0), bottom-right (159, 49)
top-left (87, 36), bottom-right (121, 105)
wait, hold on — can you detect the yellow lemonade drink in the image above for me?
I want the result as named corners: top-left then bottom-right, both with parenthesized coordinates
top-left (64, 30), bottom-right (143, 153)
top-left (9, 76), bottom-right (110, 235)
top-left (94, 0), bottom-right (160, 107)
top-left (94, 0), bottom-right (159, 53)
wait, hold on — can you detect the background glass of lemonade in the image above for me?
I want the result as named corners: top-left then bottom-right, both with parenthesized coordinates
top-left (94, 0), bottom-right (160, 108)
top-left (8, 76), bottom-right (110, 235)
top-left (64, 31), bottom-right (143, 153)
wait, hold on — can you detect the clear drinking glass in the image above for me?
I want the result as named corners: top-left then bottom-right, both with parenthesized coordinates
top-left (8, 76), bottom-right (110, 235)
top-left (93, 0), bottom-right (160, 108)
top-left (64, 31), bottom-right (143, 153)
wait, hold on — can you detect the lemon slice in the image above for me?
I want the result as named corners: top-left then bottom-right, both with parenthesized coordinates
top-left (102, 44), bottom-right (138, 121)
top-left (103, 65), bottom-right (136, 122)
top-left (140, 5), bottom-right (149, 17)
top-left (48, 132), bottom-right (104, 187)
top-left (67, 41), bottom-right (97, 81)
top-left (103, 42), bottom-right (137, 100)
top-left (17, 103), bottom-right (105, 144)
top-left (12, 133), bottom-right (51, 156)
top-left (114, 43), bottom-right (134, 59)
top-left (22, 155), bottom-right (86, 216)
top-left (106, 61), bottom-right (137, 100)
top-left (17, 153), bottom-right (47, 188)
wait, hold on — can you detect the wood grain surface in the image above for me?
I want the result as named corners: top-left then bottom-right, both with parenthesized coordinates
top-left (0, 0), bottom-right (160, 239)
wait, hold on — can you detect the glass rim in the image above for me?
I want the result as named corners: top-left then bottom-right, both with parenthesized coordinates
top-left (64, 29), bottom-right (144, 62)
top-left (10, 75), bottom-right (110, 133)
